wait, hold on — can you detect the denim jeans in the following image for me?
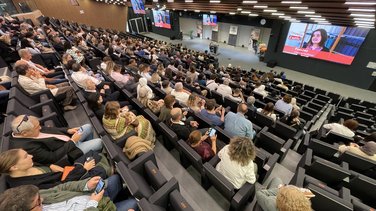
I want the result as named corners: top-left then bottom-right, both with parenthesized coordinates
top-left (75, 124), bottom-right (103, 153)
top-left (105, 174), bottom-right (139, 211)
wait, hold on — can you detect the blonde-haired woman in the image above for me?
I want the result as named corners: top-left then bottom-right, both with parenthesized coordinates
top-left (215, 136), bottom-right (257, 189)
top-left (105, 60), bottom-right (115, 75)
top-left (138, 86), bottom-right (164, 114)
top-left (103, 101), bottom-right (156, 145)
top-left (186, 93), bottom-right (204, 112)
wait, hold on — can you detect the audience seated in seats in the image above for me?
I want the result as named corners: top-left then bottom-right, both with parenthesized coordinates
top-left (137, 77), bottom-right (154, 100)
top-left (186, 65), bottom-right (199, 82)
top-left (257, 102), bottom-right (277, 122)
top-left (0, 34), bottom-right (19, 63)
top-left (171, 82), bottom-right (190, 104)
top-left (200, 99), bottom-right (225, 127)
top-left (103, 60), bottom-right (115, 75)
top-left (51, 35), bottom-right (65, 54)
top-left (15, 63), bottom-right (77, 111)
top-left (206, 74), bottom-right (219, 91)
top-left (187, 130), bottom-right (217, 162)
top-left (138, 86), bottom-right (164, 114)
top-left (338, 140), bottom-right (376, 161)
top-left (20, 38), bottom-right (59, 67)
top-left (164, 67), bottom-right (173, 80)
top-left (225, 103), bottom-right (256, 139)
top-left (197, 73), bottom-right (207, 87)
top-left (0, 149), bottom-right (111, 189)
top-left (161, 80), bottom-right (173, 95)
top-left (0, 175), bottom-right (139, 211)
top-left (111, 64), bottom-right (134, 88)
top-left (62, 53), bottom-right (73, 68)
top-left (139, 64), bottom-right (152, 81)
top-left (100, 56), bottom-right (112, 71)
top-left (275, 94), bottom-right (293, 116)
top-left (64, 41), bottom-right (85, 64)
top-left (159, 95), bottom-right (176, 123)
top-left (290, 97), bottom-right (300, 111)
top-left (256, 177), bottom-right (313, 211)
top-left (156, 63), bottom-right (165, 76)
top-left (103, 101), bottom-right (156, 145)
top-left (71, 63), bottom-right (101, 89)
top-left (17, 49), bottom-right (65, 84)
top-left (292, 85), bottom-right (303, 95)
top-left (10, 115), bottom-right (103, 164)
top-left (281, 109), bottom-right (303, 130)
top-left (276, 81), bottom-right (289, 91)
top-left (169, 107), bottom-right (200, 140)
top-left (124, 136), bottom-right (153, 161)
top-left (127, 58), bottom-right (139, 73)
top-left (150, 71), bottom-right (161, 84)
top-left (247, 96), bottom-right (257, 113)
top-left (323, 119), bottom-right (358, 138)
top-left (216, 78), bottom-right (232, 99)
top-left (254, 80), bottom-right (268, 98)
top-left (228, 88), bottom-right (245, 103)
top-left (215, 136), bottom-right (257, 189)
top-left (186, 93), bottom-right (205, 113)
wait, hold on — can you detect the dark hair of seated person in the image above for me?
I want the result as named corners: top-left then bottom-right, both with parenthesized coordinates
top-left (14, 63), bottom-right (29, 76)
top-left (71, 63), bottom-right (82, 72)
top-left (364, 132), bottom-right (376, 143)
top-left (162, 80), bottom-right (170, 89)
top-left (205, 99), bottom-right (216, 111)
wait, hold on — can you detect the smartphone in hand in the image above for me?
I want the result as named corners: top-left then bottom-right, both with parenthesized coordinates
top-left (95, 178), bottom-right (105, 194)
top-left (209, 128), bottom-right (217, 137)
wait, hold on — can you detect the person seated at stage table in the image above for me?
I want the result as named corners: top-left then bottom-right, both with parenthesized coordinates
top-left (200, 99), bottom-right (225, 127)
top-left (103, 101), bottom-right (156, 145)
top-left (322, 119), bottom-right (358, 138)
top-left (0, 176), bottom-right (139, 211)
top-left (10, 115), bottom-right (103, 165)
top-left (0, 149), bottom-right (111, 189)
top-left (169, 108), bottom-right (200, 140)
top-left (216, 136), bottom-right (257, 189)
top-left (187, 130), bottom-right (217, 162)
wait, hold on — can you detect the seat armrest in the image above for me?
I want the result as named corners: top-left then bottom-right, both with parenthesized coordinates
top-left (149, 177), bottom-right (179, 206)
top-left (116, 162), bottom-right (141, 199)
top-left (116, 130), bottom-right (137, 148)
top-left (290, 167), bottom-right (306, 186)
top-left (208, 154), bottom-right (220, 167)
top-left (294, 130), bottom-right (304, 140)
top-left (339, 186), bottom-right (351, 202)
top-left (231, 182), bottom-right (255, 211)
top-left (280, 139), bottom-right (294, 161)
top-left (129, 151), bottom-right (157, 174)
top-left (29, 99), bottom-right (54, 110)
top-left (38, 112), bottom-right (58, 124)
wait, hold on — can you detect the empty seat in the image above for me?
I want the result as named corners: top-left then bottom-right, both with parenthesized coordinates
top-left (355, 111), bottom-right (373, 120)
top-left (138, 190), bottom-right (194, 211)
top-left (254, 112), bottom-right (275, 128)
top-left (347, 171), bottom-right (376, 208)
top-left (158, 122), bottom-right (179, 150)
top-left (339, 151), bottom-right (376, 176)
top-left (211, 90), bottom-right (224, 105)
top-left (308, 139), bottom-right (339, 161)
top-left (316, 94), bottom-right (331, 102)
top-left (346, 97), bottom-right (361, 106)
top-left (361, 101), bottom-right (376, 109)
top-left (350, 104), bottom-right (366, 112)
top-left (301, 106), bottom-right (318, 116)
top-left (224, 96), bottom-right (239, 113)
top-left (323, 131), bottom-right (354, 145)
top-left (356, 116), bottom-right (375, 127)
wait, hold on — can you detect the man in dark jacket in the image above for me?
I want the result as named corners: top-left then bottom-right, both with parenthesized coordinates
top-left (169, 108), bottom-right (200, 140)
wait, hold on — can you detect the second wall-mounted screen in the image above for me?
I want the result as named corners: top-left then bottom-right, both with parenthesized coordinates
top-left (203, 14), bottom-right (217, 26)
top-left (283, 23), bottom-right (369, 65)
top-left (153, 10), bottom-right (171, 29)
top-left (131, 0), bottom-right (146, 14)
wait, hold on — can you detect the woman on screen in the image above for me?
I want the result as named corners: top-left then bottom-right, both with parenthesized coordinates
top-left (304, 29), bottom-right (329, 52)
top-left (158, 13), bottom-right (165, 24)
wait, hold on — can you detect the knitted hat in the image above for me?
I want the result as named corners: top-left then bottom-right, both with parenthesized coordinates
top-left (360, 141), bottom-right (376, 156)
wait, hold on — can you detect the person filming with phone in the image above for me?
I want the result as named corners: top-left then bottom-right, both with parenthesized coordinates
top-left (187, 129), bottom-right (217, 162)
top-left (0, 175), bottom-right (139, 211)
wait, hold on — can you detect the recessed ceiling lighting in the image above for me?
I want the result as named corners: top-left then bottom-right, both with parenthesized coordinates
top-left (240, 11), bottom-right (251, 14)
top-left (305, 15), bottom-right (321, 18)
top-left (229, 12), bottom-right (236, 15)
top-left (279, 16), bottom-right (292, 19)
top-left (167, 0), bottom-right (174, 2)
top-left (237, 8), bottom-right (243, 11)
top-left (345, 1), bottom-right (376, 5)
top-left (249, 14), bottom-right (259, 16)
top-left (297, 11), bottom-right (315, 14)
top-left (272, 13), bottom-right (285, 16)
top-left (350, 13), bottom-right (375, 17)
top-left (310, 18), bottom-right (327, 21)
top-left (242, 1), bottom-right (257, 3)
top-left (209, 0), bottom-right (220, 3)
top-left (194, 10), bottom-right (200, 12)
top-left (264, 9), bottom-right (277, 12)
top-left (281, 1), bottom-right (302, 3)
top-left (210, 11), bottom-right (216, 13)
top-left (354, 17), bottom-right (376, 21)
top-left (355, 21), bottom-right (375, 24)
top-left (348, 8), bottom-right (376, 12)
top-left (254, 5), bottom-right (268, 8)
top-left (185, 0), bottom-right (193, 2)
top-left (290, 6), bottom-right (308, 9)
top-left (357, 26), bottom-right (375, 28)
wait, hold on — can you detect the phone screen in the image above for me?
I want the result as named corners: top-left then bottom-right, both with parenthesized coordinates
top-left (77, 127), bottom-right (83, 134)
top-left (209, 128), bottom-right (216, 137)
top-left (95, 179), bottom-right (105, 194)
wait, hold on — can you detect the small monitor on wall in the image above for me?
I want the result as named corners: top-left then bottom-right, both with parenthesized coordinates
top-left (203, 14), bottom-right (217, 26)
top-left (152, 10), bottom-right (171, 29)
top-left (131, 0), bottom-right (146, 15)
top-left (283, 22), bottom-right (370, 65)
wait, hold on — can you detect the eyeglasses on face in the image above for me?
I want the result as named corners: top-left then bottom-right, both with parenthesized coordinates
top-left (16, 115), bottom-right (29, 133)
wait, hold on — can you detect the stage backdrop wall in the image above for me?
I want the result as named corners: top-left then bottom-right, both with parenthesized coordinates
top-left (12, 0), bottom-right (128, 31)
top-left (265, 20), bottom-right (376, 90)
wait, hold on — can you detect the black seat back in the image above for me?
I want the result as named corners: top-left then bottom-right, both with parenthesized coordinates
top-left (307, 184), bottom-right (353, 211)
top-left (340, 151), bottom-right (376, 173)
top-left (255, 112), bottom-right (274, 128)
top-left (307, 156), bottom-right (350, 186)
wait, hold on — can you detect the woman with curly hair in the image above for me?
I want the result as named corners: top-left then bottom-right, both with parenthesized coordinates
top-left (215, 136), bottom-right (257, 189)
top-left (256, 177), bottom-right (313, 211)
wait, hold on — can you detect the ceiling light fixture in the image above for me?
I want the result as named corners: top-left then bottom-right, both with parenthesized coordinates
top-left (249, 14), bottom-right (259, 16)
top-left (229, 12), bottom-right (236, 15)
top-left (345, 1), bottom-right (376, 5)
top-left (350, 13), bottom-right (375, 17)
top-left (281, 1), bottom-right (302, 3)
top-left (264, 9), bottom-right (277, 12)
top-left (272, 13), bottom-right (285, 16)
top-left (242, 1), bottom-right (257, 3)
top-left (241, 11), bottom-right (251, 14)
top-left (209, 0), bottom-right (220, 3)
top-left (354, 17), bottom-right (376, 21)
top-left (237, 8), bottom-right (243, 11)
top-left (254, 5), bottom-right (268, 8)
top-left (290, 6), bottom-right (308, 9)
top-left (297, 11), bottom-right (315, 14)
top-left (348, 8), bottom-right (376, 12)
top-left (305, 15), bottom-right (322, 17)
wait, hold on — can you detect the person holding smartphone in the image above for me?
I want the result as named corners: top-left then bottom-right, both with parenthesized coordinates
top-left (187, 130), bottom-right (217, 162)
top-left (0, 175), bottom-right (139, 211)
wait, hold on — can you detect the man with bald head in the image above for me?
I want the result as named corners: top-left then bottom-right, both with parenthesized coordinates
top-left (169, 107), bottom-right (200, 140)
top-left (10, 114), bottom-right (103, 164)
top-left (224, 103), bottom-right (256, 139)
